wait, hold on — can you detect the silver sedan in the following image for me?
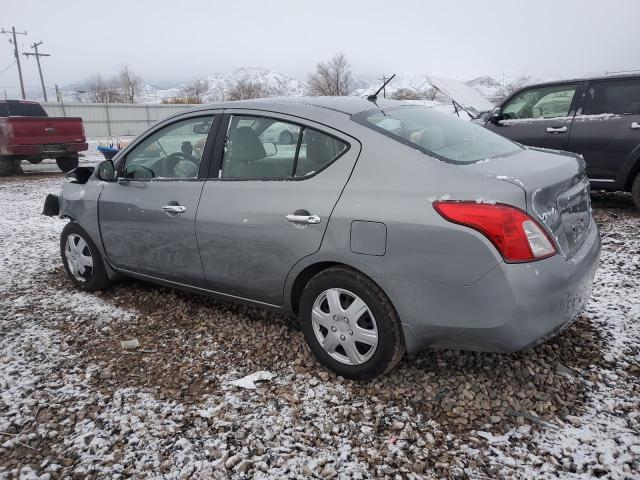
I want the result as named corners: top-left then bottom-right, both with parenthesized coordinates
top-left (45, 96), bottom-right (601, 379)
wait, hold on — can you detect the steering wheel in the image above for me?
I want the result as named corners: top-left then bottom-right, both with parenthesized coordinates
top-left (160, 152), bottom-right (198, 177)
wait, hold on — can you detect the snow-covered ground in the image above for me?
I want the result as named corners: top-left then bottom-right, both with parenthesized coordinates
top-left (0, 176), bottom-right (638, 479)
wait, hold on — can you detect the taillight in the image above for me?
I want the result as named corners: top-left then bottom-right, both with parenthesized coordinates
top-left (433, 201), bottom-right (556, 263)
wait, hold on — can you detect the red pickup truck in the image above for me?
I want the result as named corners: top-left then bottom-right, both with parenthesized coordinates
top-left (0, 100), bottom-right (88, 175)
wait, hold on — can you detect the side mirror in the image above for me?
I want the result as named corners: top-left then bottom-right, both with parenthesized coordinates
top-left (193, 123), bottom-right (211, 134)
top-left (489, 107), bottom-right (502, 124)
top-left (263, 142), bottom-right (277, 157)
top-left (96, 160), bottom-right (116, 181)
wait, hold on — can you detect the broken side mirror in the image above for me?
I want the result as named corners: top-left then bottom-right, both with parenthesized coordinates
top-left (97, 160), bottom-right (116, 181)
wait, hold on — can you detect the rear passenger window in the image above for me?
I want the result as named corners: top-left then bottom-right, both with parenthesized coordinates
top-left (583, 79), bottom-right (640, 115)
top-left (295, 129), bottom-right (347, 177)
top-left (221, 115), bottom-right (347, 179)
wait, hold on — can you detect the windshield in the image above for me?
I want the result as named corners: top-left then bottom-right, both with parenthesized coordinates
top-left (353, 106), bottom-right (522, 164)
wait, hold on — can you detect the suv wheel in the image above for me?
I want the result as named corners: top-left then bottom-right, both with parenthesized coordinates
top-left (632, 172), bottom-right (640, 211)
top-left (299, 267), bottom-right (405, 380)
top-left (60, 222), bottom-right (112, 291)
top-left (56, 155), bottom-right (79, 173)
top-left (0, 159), bottom-right (22, 176)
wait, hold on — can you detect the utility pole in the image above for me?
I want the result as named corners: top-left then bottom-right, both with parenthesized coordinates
top-left (379, 75), bottom-right (387, 98)
top-left (23, 41), bottom-right (50, 101)
top-left (1, 27), bottom-right (28, 99)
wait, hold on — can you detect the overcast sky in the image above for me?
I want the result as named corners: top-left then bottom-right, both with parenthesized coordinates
top-left (1, 0), bottom-right (639, 94)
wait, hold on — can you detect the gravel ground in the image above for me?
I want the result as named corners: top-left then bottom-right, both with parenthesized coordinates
top-left (0, 175), bottom-right (639, 479)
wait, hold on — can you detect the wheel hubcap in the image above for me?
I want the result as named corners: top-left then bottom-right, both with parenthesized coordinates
top-left (64, 233), bottom-right (93, 282)
top-left (311, 288), bottom-right (378, 365)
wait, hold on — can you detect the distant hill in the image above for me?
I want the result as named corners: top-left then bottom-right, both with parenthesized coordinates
top-left (55, 68), bottom-right (550, 104)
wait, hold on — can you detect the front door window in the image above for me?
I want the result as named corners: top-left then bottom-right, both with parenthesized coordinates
top-left (502, 85), bottom-right (578, 120)
top-left (123, 116), bottom-right (214, 179)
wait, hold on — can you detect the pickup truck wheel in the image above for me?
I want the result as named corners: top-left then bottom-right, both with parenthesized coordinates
top-left (60, 222), bottom-right (112, 291)
top-left (0, 159), bottom-right (22, 176)
top-left (56, 155), bottom-right (79, 173)
top-left (632, 173), bottom-right (640, 211)
top-left (299, 267), bottom-right (405, 380)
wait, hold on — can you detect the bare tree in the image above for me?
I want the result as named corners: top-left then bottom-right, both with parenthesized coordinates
top-left (308, 53), bottom-right (352, 96)
top-left (391, 88), bottom-right (423, 100)
top-left (424, 87), bottom-right (439, 101)
top-left (118, 65), bottom-right (143, 103)
top-left (179, 78), bottom-right (210, 104)
top-left (227, 77), bottom-right (274, 101)
top-left (85, 74), bottom-right (109, 103)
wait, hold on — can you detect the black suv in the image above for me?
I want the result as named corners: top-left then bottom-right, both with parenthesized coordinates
top-left (479, 73), bottom-right (640, 209)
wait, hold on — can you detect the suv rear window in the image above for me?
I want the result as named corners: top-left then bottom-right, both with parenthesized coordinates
top-left (352, 106), bottom-right (521, 164)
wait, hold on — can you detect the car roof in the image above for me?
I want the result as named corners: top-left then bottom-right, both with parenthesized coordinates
top-left (188, 96), bottom-right (403, 117)
top-left (522, 72), bottom-right (640, 89)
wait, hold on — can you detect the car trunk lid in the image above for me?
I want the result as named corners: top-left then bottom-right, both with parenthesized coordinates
top-left (459, 147), bottom-right (592, 259)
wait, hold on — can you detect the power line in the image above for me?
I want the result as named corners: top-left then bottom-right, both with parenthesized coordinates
top-left (1, 26), bottom-right (28, 99)
top-left (0, 60), bottom-right (16, 75)
top-left (23, 41), bottom-right (50, 101)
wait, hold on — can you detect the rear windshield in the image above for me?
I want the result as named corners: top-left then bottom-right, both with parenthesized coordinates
top-left (0, 101), bottom-right (47, 117)
top-left (352, 105), bottom-right (521, 164)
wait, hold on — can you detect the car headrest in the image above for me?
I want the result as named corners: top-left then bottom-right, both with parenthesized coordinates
top-left (229, 126), bottom-right (266, 163)
top-left (305, 130), bottom-right (334, 165)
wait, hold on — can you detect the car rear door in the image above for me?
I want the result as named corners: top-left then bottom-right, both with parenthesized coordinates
top-left (566, 77), bottom-right (640, 185)
top-left (195, 110), bottom-right (360, 306)
top-left (485, 82), bottom-right (581, 150)
top-left (98, 112), bottom-right (220, 285)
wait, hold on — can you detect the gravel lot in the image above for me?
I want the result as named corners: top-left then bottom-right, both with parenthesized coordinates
top-left (1, 174), bottom-right (639, 479)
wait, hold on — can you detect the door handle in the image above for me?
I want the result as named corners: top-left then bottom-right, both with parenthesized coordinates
top-left (546, 126), bottom-right (568, 133)
top-left (286, 213), bottom-right (321, 225)
top-left (631, 122), bottom-right (640, 130)
top-left (162, 205), bottom-right (186, 214)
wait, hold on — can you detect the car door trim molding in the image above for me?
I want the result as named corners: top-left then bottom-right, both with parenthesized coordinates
top-left (115, 267), bottom-right (283, 309)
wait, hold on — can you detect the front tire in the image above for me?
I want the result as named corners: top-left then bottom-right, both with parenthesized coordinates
top-left (299, 267), bottom-right (405, 380)
top-left (60, 222), bottom-right (112, 291)
top-left (56, 155), bottom-right (79, 173)
top-left (632, 172), bottom-right (640, 211)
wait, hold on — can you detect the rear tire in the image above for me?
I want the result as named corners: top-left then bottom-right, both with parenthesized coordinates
top-left (299, 267), bottom-right (405, 380)
top-left (56, 155), bottom-right (79, 173)
top-left (0, 158), bottom-right (22, 176)
top-left (60, 222), bottom-right (112, 291)
top-left (632, 173), bottom-right (640, 211)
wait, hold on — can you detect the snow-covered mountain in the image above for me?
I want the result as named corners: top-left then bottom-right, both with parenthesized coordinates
top-left (58, 68), bottom-right (553, 105)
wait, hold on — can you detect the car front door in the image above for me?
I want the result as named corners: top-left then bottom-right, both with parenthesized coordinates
top-left (485, 83), bottom-right (580, 150)
top-left (195, 111), bottom-right (360, 306)
top-left (98, 113), bottom-right (219, 285)
top-left (566, 77), bottom-right (640, 185)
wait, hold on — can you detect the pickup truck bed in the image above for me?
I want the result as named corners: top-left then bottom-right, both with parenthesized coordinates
top-left (0, 100), bottom-right (88, 175)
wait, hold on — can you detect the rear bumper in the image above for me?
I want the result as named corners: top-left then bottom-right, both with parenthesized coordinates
top-left (3, 142), bottom-right (88, 157)
top-left (381, 221), bottom-right (601, 354)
